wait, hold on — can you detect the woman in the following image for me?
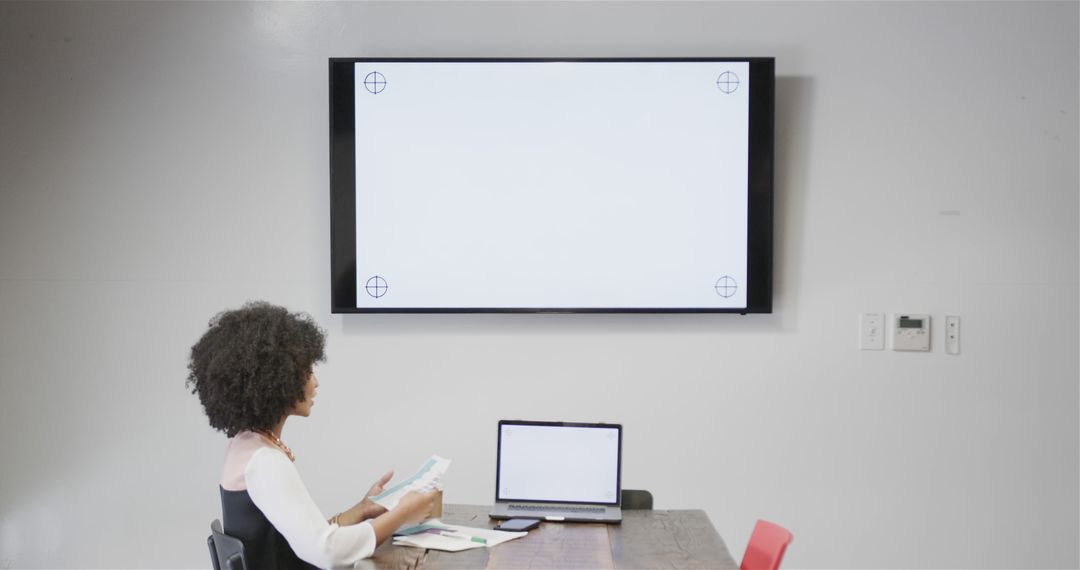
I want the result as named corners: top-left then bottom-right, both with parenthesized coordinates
top-left (187, 301), bottom-right (435, 569)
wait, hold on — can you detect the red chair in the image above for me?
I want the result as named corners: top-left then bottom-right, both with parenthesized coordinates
top-left (740, 519), bottom-right (793, 570)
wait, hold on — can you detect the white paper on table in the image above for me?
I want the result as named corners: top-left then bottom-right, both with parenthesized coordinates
top-left (393, 533), bottom-right (480, 552)
top-left (371, 455), bottom-right (451, 510)
top-left (393, 520), bottom-right (528, 551)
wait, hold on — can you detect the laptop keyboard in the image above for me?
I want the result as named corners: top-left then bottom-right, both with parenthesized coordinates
top-left (508, 504), bottom-right (606, 514)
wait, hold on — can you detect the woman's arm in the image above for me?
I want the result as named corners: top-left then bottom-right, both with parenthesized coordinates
top-left (245, 449), bottom-right (434, 568)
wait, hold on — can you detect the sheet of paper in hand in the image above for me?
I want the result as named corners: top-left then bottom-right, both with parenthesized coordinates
top-left (371, 455), bottom-right (451, 510)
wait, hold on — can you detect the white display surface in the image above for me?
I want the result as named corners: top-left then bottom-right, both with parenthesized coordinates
top-left (354, 61), bottom-right (750, 309)
top-left (497, 424), bottom-right (620, 504)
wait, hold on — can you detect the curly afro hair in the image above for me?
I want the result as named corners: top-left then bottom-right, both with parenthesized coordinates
top-left (187, 301), bottom-right (326, 437)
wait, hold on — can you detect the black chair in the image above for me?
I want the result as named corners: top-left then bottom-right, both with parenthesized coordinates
top-left (208, 519), bottom-right (248, 570)
top-left (621, 489), bottom-right (654, 510)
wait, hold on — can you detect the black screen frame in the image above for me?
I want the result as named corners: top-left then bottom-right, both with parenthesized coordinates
top-left (330, 57), bottom-right (774, 314)
top-left (494, 420), bottom-right (623, 506)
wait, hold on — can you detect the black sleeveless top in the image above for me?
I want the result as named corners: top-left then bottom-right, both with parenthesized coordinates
top-left (220, 486), bottom-right (319, 570)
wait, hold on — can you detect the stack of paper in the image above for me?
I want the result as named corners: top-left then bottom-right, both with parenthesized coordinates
top-left (370, 455), bottom-right (451, 510)
top-left (393, 521), bottom-right (527, 552)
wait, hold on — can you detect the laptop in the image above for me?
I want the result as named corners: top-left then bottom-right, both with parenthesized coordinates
top-left (489, 420), bottom-right (623, 523)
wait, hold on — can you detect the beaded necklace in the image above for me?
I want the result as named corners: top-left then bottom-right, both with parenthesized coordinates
top-left (258, 430), bottom-right (295, 462)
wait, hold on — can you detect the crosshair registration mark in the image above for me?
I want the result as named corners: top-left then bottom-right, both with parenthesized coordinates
top-left (365, 276), bottom-right (389, 298)
top-left (363, 71), bottom-right (387, 94)
top-left (716, 71), bottom-right (739, 94)
top-left (714, 276), bottom-right (738, 298)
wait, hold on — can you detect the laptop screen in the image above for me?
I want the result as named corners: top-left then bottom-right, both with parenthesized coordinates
top-left (496, 421), bottom-right (622, 505)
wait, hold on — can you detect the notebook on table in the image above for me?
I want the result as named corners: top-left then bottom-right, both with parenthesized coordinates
top-left (489, 420), bottom-right (623, 523)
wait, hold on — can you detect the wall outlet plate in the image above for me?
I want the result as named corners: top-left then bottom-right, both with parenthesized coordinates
top-left (945, 315), bottom-right (960, 355)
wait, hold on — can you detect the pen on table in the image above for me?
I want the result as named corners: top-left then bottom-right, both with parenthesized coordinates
top-left (437, 531), bottom-right (487, 544)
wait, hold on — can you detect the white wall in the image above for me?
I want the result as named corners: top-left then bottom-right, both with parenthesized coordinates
top-left (0, 2), bottom-right (1076, 568)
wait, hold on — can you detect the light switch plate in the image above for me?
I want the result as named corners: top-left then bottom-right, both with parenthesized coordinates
top-left (860, 313), bottom-right (885, 350)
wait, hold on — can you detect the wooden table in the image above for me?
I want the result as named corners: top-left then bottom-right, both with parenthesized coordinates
top-left (368, 504), bottom-right (739, 569)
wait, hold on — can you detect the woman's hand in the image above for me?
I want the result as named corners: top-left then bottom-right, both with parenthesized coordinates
top-left (335, 470), bottom-right (395, 525)
top-left (366, 470), bottom-right (394, 499)
top-left (394, 490), bottom-right (438, 524)
top-left (357, 470), bottom-right (393, 520)
top-left (369, 489), bottom-right (439, 545)
top-left (359, 498), bottom-right (388, 520)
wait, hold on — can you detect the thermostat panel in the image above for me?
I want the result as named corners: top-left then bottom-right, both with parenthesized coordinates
top-left (893, 314), bottom-right (930, 351)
